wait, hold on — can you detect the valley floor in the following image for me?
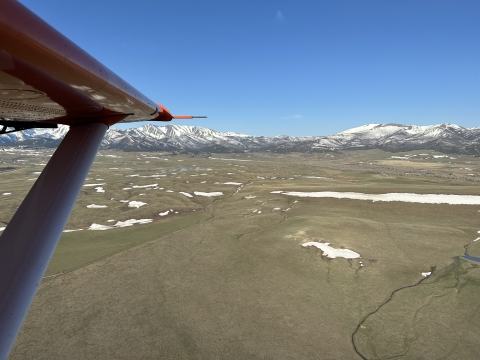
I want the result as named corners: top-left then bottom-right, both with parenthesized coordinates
top-left (4, 149), bottom-right (480, 359)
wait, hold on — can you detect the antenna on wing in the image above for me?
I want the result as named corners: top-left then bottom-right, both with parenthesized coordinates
top-left (154, 103), bottom-right (206, 121)
top-left (173, 116), bottom-right (207, 119)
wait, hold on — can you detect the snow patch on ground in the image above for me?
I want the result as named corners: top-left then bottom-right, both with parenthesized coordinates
top-left (127, 174), bottom-right (164, 178)
top-left (422, 272), bottom-right (432, 277)
top-left (245, 195), bottom-right (256, 199)
top-left (89, 218), bottom-right (153, 230)
top-left (63, 229), bottom-right (83, 232)
top-left (194, 191), bottom-right (224, 197)
top-left (114, 219), bottom-right (152, 227)
top-left (87, 204), bottom-right (108, 208)
top-left (159, 211), bottom-right (170, 216)
top-left (223, 182), bottom-right (243, 185)
top-left (179, 192), bottom-right (193, 197)
top-left (210, 157), bottom-right (252, 162)
top-left (132, 184), bottom-right (158, 188)
top-left (302, 241), bottom-right (360, 259)
top-left (279, 191), bottom-right (480, 205)
top-left (128, 201), bottom-right (147, 208)
top-left (88, 223), bottom-right (113, 230)
top-left (270, 191), bottom-right (283, 194)
top-left (84, 183), bottom-right (105, 187)
top-left (2, 192), bottom-right (11, 195)
top-left (95, 186), bottom-right (105, 193)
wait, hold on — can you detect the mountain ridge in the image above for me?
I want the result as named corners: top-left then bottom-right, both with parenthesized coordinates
top-left (2, 123), bottom-right (480, 155)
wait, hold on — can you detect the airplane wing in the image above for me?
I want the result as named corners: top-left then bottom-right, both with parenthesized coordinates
top-left (0, 0), bottom-right (170, 127)
top-left (0, 1), bottom-right (203, 358)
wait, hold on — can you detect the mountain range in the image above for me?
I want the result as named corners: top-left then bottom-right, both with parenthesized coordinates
top-left (2, 123), bottom-right (480, 155)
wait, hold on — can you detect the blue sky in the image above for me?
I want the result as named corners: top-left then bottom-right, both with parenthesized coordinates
top-left (20, 0), bottom-right (480, 136)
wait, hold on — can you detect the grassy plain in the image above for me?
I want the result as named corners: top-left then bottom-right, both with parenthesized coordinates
top-left (2, 148), bottom-right (480, 359)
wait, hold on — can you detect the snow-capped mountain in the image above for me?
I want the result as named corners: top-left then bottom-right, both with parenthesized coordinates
top-left (98, 124), bottom-right (305, 151)
top-left (2, 123), bottom-right (480, 155)
top-left (310, 123), bottom-right (480, 154)
top-left (0, 125), bottom-right (69, 144)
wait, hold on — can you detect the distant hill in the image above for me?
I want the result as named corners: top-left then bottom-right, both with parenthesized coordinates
top-left (2, 123), bottom-right (480, 155)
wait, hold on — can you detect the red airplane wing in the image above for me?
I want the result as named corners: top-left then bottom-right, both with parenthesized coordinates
top-left (0, 1), bottom-right (205, 357)
top-left (0, 0), bottom-right (173, 127)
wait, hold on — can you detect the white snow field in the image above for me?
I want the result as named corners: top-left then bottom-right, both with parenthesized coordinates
top-left (113, 219), bottom-right (152, 227)
top-left (88, 224), bottom-right (113, 230)
top-left (302, 241), bottom-right (360, 259)
top-left (194, 191), bottom-right (224, 197)
top-left (128, 201), bottom-right (147, 208)
top-left (88, 218), bottom-right (153, 230)
top-left (132, 184), bottom-right (158, 188)
top-left (278, 191), bottom-right (480, 205)
top-left (86, 204), bottom-right (108, 209)
top-left (126, 174), bottom-right (165, 178)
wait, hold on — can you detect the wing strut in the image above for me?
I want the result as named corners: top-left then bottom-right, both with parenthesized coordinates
top-left (0, 122), bottom-right (108, 359)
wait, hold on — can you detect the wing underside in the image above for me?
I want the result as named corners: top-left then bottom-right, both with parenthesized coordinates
top-left (0, 0), bottom-right (173, 127)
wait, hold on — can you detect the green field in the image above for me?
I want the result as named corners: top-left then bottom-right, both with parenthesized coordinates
top-left (3, 148), bottom-right (480, 359)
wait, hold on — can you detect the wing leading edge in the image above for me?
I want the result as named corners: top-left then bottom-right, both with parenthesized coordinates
top-left (0, 0), bottom-right (200, 127)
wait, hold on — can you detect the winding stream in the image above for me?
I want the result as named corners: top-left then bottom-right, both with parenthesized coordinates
top-left (463, 253), bottom-right (480, 262)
